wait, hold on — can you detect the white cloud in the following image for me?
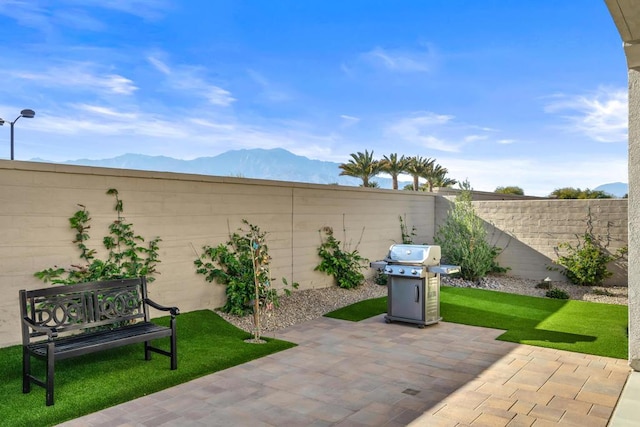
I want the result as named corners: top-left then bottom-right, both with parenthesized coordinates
top-left (0, 0), bottom-right (170, 34)
top-left (386, 111), bottom-right (486, 152)
top-left (147, 54), bottom-right (235, 107)
top-left (15, 64), bottom-right (137, 95)
top-left (463, 135), bottom-right (488, 143)
top-left (544, 88), bottom-right (628, 143)
top-left (340, 115), bottom-right (360, 128)
top-left (147, 56), bottom-right (171, 75)
top-left (361, 46), bottom-right (435, 73)
top-left (74, 104), bottom-right (138, 119)
top-left (498, 139), bottom-right (515, 145)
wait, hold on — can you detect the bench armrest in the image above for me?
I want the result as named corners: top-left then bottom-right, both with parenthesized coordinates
top-left (144, 298), bottom-right (180, 316)
top-left (22, 317), bottom-right (58, 339)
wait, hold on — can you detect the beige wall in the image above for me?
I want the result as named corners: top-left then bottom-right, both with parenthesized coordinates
top-left (1, 161), bottom-right (630, 348)
top-left (0, 161), bottom-right (435, 347)
top-left (436, 197), bottom-right (628, 285)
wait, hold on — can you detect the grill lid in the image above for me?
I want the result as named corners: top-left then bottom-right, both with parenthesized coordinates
top-left (385, 244), bottom-right (441, 266)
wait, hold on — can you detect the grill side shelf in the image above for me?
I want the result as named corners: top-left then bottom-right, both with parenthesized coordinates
top-left (427, 264), bottom-right (460, 275)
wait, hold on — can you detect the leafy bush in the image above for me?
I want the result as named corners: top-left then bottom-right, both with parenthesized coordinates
top-left (374, 272), bottom-right (388, 286)
top-left (34, 189), bottom-right (161, 284)
top-left (194, 220), bottom-right (296, 320)
top-left (545, 288), bottom-right (570, 299)
top-left (434, 182), bottom-right (507, 282)
top-left (554, 211), bottom-right (627, 286)
top-left (315, 226), bottom-right (368, 289)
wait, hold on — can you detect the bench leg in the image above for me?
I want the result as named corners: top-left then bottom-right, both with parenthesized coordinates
top-left (144, 341), bottom-right (152, 361)
top-left (22, 347), bottom-right (31, 394)
top-left (170, 317), bottom-right (177, 370)
top-left (46, 342), bottom-right (55, 406)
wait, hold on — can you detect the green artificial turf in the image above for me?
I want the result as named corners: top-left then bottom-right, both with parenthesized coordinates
top-left (324, 296), bottom-right (387, 321)
top-left (0, 310), bottom-right (296, 427)
top-left (324, 286), bottom-right (628, 359)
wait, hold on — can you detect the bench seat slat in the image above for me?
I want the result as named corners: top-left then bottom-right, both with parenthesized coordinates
top-left (28, 323), bottom-right (172, 359)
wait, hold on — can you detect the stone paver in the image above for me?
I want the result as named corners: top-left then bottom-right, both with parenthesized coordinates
top-left (56, 315), bottom-right (632, 426)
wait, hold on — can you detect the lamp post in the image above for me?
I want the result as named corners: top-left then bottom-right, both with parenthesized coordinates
top-left (0, 109), bottom-right (36, 160)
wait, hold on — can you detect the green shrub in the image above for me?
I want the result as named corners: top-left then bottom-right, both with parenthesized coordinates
top-left (545, 288), bottom-right (570, 299)
top-left (315, 226), bottom-right (368, 289)
top-left (34, 189), bottom-right (161, 284)
top-left (554, 211), bottom-right (627, 286)
top-left (374, 272), bottom-right (388, 286)
top-left (434, 181), bottom-right (507, 282)
top-left (194, 220), bottom-right (295, 318)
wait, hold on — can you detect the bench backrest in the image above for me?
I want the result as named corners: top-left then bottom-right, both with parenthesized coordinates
top-left (20, 277), bottom-right (150, 343)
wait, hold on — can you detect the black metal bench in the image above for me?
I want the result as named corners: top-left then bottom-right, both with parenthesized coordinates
top-left (19, 277), bottom-right (179, 406)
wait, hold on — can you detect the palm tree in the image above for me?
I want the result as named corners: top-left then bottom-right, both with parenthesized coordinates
top-left (405, 156), bottom-right (434, 191)
top-left (380, 153), bottom-right (410, 190)
top-left (423, 163), bottom-right (457, 192)
top-left (339, 150), bottom-right (381, 187)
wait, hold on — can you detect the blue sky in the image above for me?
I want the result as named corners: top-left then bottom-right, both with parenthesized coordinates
top-left (0, 0), bottom-right (628, 196)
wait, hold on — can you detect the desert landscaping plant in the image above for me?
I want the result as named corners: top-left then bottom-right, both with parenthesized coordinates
top-left (434, 181), bottom-right (507, 282)
top-left (399, 214), bottom-right (417, 244)
top-left (545, 288), bottom-right (570, 299)
top-left (194, 220), bottom-right (296, 341)
top-left (34, 188), bottom-right (161, 284)
top-left (315, 226), bottom-right (368, 289)
top-left (554, 210), bottom-right (627, 286)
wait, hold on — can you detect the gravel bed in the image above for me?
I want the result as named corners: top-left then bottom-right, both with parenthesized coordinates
top-left (216, 275), bottom-right (628, 334)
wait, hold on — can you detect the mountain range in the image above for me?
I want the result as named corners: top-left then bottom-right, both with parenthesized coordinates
top-left (33, 148), bottom-right (627, 196)
top-left (37, 148), bottom-right (396, 188)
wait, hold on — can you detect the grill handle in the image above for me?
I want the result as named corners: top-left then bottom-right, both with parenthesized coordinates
top-left (415, 285), bottom-right (420, 303)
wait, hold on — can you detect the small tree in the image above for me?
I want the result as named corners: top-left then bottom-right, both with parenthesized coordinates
top-left (194, 220), bottom-right (297, 342)
top-left (434, 181), bottom-right (506, 281)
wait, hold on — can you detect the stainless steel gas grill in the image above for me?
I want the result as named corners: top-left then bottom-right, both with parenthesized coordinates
top-left (371, 244), bottom-right (459, 328)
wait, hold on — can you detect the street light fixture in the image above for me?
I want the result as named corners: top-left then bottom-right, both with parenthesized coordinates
top-left (0, 109), bottom-right (36, 160)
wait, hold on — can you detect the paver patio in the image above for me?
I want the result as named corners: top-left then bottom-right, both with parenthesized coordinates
top-left (57, 314), bottom-right (631, 426)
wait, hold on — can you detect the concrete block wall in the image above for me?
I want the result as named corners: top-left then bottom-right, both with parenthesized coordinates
top-left (435, 197), bottom-right (628, 285)
top-left (0, 161), bottom-right (434, 347)
top-left (0, 161), bottom-right (629, 348)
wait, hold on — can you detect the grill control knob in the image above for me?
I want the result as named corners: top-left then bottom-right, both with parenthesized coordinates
top-left (411, 269), bottom-right (419, 275)
top-left (398, 268), bottom-right (405, 274)
top-left (384, 267), bottom-right (393, 274)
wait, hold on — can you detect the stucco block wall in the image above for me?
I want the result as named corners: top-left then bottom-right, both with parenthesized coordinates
top-left (1, 161), bottom-right (629, 348)
top-left (435, 197), bottom-right (628, 284)
top-left (0, 161), bottom-right (434, 347)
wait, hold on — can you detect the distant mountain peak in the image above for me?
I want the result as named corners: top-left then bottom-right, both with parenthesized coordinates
top-left (37, 148), bottom-right (392, 188)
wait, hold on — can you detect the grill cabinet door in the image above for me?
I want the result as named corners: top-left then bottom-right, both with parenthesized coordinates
top-left (389, 277), bottom-right (423, 321)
